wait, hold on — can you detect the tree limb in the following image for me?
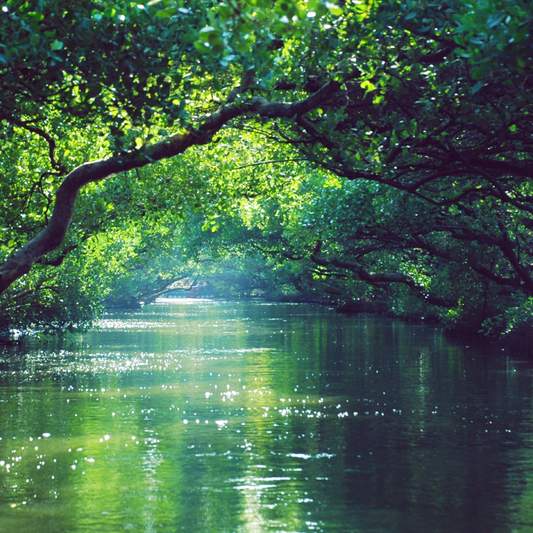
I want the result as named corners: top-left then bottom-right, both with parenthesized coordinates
top-left (0, 109), bottom-right (66, 174)
top-left (0, 79), bottom-right (341, 295)
top-left (311, 253), bottom-right (457, 308)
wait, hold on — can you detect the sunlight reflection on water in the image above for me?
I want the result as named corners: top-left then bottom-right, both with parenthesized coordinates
top-left (0, 301), bottom-right (532, 533)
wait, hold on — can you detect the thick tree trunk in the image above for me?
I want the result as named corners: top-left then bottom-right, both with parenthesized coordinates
top-left (0, 81), bottom-right (340, 296)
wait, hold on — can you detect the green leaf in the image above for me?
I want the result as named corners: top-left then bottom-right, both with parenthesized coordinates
top-left (361, 80), bottom-right (376, 92)
top-left (471, 81), bottom-right (484, 94)
top-left (210, 43), bottom-right (224, 55)
top-left (27, 11), bottom-right (45, 22)
top-left (155, 6), bottom-right (177, 18)
top-left (514, 24), bottom-right (530, 44)
top-left (50, 40), bottom-right (64, 51)
top-left (199, 26), bottom-right (216, 42)
top-left (454, 48), bottom-right (470, 58)
top-left (326, 2), bottom-right (343, 16)
top-left (208, 32), bottom-right (222, 46)
top-left (194, 41), bottom-right (210, 52)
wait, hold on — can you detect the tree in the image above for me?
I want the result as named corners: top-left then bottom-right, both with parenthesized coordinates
top-left (218, 0), bottom-right (533, 334)
top-left (0, 0), bottom-right (345, 298)
top-left (2, 0), bottom-right (533, 337)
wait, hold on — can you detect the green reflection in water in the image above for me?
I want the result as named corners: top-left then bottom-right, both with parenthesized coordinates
top-left (0, 300), bottom-right (533, 532)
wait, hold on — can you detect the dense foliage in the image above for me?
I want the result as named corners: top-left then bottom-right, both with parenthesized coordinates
top-left (1, 0), bottom-right (533, 342)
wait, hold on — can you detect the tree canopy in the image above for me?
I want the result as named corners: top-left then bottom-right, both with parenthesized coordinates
top-left (1, 0), bottom-right (533, 339)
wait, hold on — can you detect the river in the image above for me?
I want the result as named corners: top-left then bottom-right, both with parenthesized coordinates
top-left (1, 299), bottom-right (533, 532)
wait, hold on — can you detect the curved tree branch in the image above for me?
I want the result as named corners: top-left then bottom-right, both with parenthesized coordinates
top-left (311, 253), bottom-right (457, 308)
top-left (0, 109), bottom-right (66, 174)
top-left (0, 80), bottom-right (341, 295)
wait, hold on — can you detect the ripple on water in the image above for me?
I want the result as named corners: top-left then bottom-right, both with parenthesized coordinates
top-left (0, 302), bottom-right (531, 533)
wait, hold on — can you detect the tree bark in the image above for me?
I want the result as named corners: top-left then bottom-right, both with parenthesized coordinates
top-left (0, 80), bottom-right (341, 295)
top-left (311, 254), bottom-right (457, 308)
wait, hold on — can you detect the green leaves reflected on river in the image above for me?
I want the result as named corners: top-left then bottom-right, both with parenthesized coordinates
top-left (0, 301), bottom-right (533, 532)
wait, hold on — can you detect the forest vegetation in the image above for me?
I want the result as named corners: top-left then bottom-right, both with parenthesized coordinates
top-left (1, 0), bottom-right (533, 344)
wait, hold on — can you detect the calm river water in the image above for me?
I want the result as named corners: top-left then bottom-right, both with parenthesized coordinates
top-left (1, 299), bottom-right (533, 532)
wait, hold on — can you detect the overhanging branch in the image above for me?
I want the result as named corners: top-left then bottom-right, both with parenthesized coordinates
top-left (0, 109), bottom-right (66, 174)
top-left (0, 79), bottom-right (341, 295)
top-left (311, 253), bottom-right (457, 308)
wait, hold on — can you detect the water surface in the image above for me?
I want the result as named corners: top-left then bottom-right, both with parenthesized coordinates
top-left (1, 299), bottom-right (533, 532)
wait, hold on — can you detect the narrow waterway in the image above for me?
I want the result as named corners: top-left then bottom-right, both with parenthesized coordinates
top-left (1, 299), bottom-right (533, 532)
